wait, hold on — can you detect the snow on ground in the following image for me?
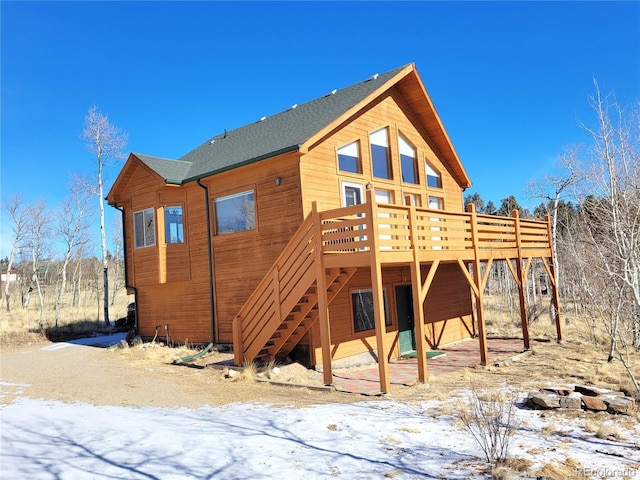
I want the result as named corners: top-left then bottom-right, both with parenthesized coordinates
top-left (1, 387), bottom-right (639, 480)
top-left (1, 336), bottom-right (639, 478)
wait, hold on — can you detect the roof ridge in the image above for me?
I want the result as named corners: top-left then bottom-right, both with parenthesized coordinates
top-left (187, 64), bottom-right (411, 150)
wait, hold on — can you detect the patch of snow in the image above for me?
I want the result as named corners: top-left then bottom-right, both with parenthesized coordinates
top-left (1, 396), bottom-right (638, 479)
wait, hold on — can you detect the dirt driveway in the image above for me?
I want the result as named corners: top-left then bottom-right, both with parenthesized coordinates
top-left (2, 331), bottom-right (637, 411)
top-left (0, 336), bottom-right (369, 409)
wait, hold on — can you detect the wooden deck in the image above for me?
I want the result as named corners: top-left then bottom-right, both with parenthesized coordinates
top-left (233, 188), bottom-right (561, 393)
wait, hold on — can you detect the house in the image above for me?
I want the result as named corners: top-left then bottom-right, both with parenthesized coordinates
top-left (107, 63), bottom-right (561, 393)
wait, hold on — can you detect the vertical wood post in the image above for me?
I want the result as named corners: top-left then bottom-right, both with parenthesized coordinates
top-left (313, 202), bottom-right (334, 385)
top-left (545, 214), bottom-right (562, 341)
top-left (272, 266), bottom-right (281, 325)
top-left (512, 210), bottom-right (531, 349)
top-left (467, 203), bottom-right (488, 365)
top-left (158, 206), bottom-right (167, 284)
top-left (409, 203), bottom-right (427, 382)
top-left (366, 188), bottom-right (390, 393)
top-left (233, 315), bottom-right (243, 366)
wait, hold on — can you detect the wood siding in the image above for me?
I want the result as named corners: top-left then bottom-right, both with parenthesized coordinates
top-left (310, 263), bottom-right (473, 366)
top-left (203, 152), bottom-right (304, 343)
top-left (300, 91), bottom-right (464, 215)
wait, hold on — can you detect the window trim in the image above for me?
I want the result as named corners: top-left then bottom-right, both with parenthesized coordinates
top-left (350, 287), bottom-right (391, 334)
top-left (398, 133), bottom-right (418, 185)
top-left (341, 180), bottom-right (364, 207)
top-left (164, 205), bottom-right (185, 244)
top-left (213, 188), bottom-right (257, 236)
top-left (425, 160), bottom-right (442, 189)
top-left (337, 140), bottom-right (362, 175)
top-left (370, 127), bottom-right (392, 180)
top-left (133, 207), bottom-right (156, 249)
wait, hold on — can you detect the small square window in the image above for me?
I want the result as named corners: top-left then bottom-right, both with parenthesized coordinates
top-left (164, 206), bottom-right (184, 243)
top-left (352, 288), bottom-right (390, 333)
top-left (215, 190), bottom-right (256, 235)
top-left (337, 141), bottom-right (360, 174)
top-left (134, 208), bottom-right (155, 248)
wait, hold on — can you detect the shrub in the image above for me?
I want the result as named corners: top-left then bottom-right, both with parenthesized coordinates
top-left (456, 385), bottom-right (520, 466)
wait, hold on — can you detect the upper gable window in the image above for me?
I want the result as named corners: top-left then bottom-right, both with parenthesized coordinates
top-left (214, 190), bottom-right (256, 235)
top-left (426, 162), bottom-right (442, 189)
top-left (134, 208), bottom-right (155, 248)
top-left (370, 128), bottom-right (392, 180)
top-left (164, 206), bottom-right (184, 244)
top-left (398, 134), bottom-right (418, 184)
top-left (337, 141), bottom-right (361, 174)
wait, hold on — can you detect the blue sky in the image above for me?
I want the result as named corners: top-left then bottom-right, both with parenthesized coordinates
top-left (2, 1), bottom-right (639, 258)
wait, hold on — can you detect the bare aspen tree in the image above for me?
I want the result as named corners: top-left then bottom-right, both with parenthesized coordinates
top-left (53, 175), bottom-right (92, 326)
top-left (23, 201), bottom-right (51, 327)
top-left (528, 152), bottom-right (576, 321)
top-left (558, 83), bottom-right (640, 389)
top-left (110, 215), bottom-right (123, 306)
top-left (2, 195), bottom-right (28, 312)
top-left (81, 106), bottom-right (128, 326)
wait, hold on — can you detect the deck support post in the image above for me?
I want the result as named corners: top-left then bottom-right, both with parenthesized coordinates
top-left (467, 203), bottom-right (488, 365)
top-left (545, 215), bottom-right (563, 342)
top-left (366, 188), bottom-right (391, 394)
top-left (312, 202), bottom-right (334, 386)
top-left (512, 210), bottom-right (531, 350)
top-left (409, 203), bottom-right (427, 383)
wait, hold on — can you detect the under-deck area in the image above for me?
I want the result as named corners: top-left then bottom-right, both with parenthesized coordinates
top-left (233, 188), bottom-right (561, 393)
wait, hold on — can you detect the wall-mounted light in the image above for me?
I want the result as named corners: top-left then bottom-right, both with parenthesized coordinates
top-left (366, 182), bottom-right (373, 190)
top-left (275, 176), bottom-right (282, 186)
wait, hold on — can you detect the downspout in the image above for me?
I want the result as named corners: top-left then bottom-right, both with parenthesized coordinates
top-left (115, 205), bottom-right (138, 332)
top-left (197, 179), bottom-right (216, 343)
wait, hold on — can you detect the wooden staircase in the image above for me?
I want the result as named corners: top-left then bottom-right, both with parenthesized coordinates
top-left (233, 213), bottom-right (356, 365)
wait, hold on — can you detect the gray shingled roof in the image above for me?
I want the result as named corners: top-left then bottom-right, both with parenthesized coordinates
top-left (135, 154), bottom-right (192, 183)
top-left (137, 65), bottom-right (409, 184)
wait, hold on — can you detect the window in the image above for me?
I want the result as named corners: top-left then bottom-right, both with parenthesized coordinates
top-left (342, 181), bottom-right (363, 207)
top-left (404, 193), bottom-right (421, 207)
top-left (352, 288), bottom-right (391, 333)
top-left (426, 162), bottom-right (442, 189)
top-left (428, 196), bottom-right (443, 210)
top-left (428, 197), bottom-right (443, 250)
top-left (399, 134), bottom-right (418, 184)
top-left (134, 208), bottom-right (155, 248)
top-left (370, 128), bottom-right (391, 179)
top-left (164, 206), bottom-right (184, 243)
top-left (214, 190), bottom-right (256, 235)
top-left (337, 141), bottom-right (360, 174)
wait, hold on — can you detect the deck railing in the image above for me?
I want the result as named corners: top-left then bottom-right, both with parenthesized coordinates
top-left (233, 194), bottom-right (553, 365)
top-left (319, 200), bottom-right (552, 258)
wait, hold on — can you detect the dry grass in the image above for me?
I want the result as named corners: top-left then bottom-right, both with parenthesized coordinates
top-left (532, 457), bottom-right (584, 480)
top-left (584, 417), bottom-right (627, 441)
top-left (0, 292), bottom-right (131, 348)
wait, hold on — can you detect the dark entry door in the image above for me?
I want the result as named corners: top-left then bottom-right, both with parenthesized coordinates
top-left (395, 285), bottom-right (416, 354)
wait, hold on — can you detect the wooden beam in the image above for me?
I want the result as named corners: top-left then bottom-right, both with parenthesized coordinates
top-left (480, 258), bottom-right (494, 293)
top-left (512, 210), bottom-right (530, 350)
top-left (409, 203), bottom-right (427, 383)
top-left (312, 202), bottom-right (333, 385)
top-left (505, 258), bottom-right (520, 286)
top-left (457, 258), bottom-right (479, 297)
top-left (540, 257), bottom-right (556, 287)
top-left (467, 203), bottom-right (488, 365)
top-left (366, 188), bottom-right (390, 393)
top-left (420, 259), bottom-right (441, 304)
